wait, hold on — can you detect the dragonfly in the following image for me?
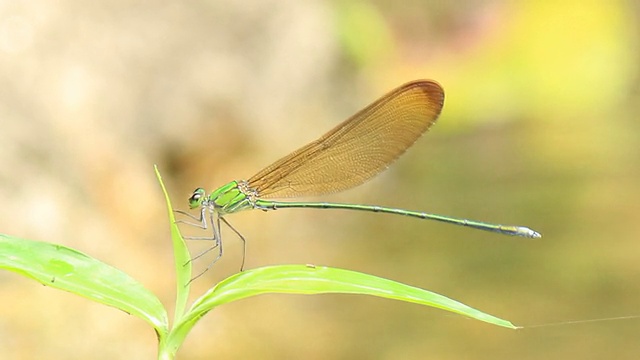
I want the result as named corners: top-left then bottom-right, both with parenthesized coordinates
top-left (180, 79), bottom-right (540, 278)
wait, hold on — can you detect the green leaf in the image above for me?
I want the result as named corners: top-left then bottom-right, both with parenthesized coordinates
top-left (0, 234), bottom-right (168, 335)
top-left (155, 165), bottom-right (191, 321)
top-left (165, 264), bottom-right (516, 348)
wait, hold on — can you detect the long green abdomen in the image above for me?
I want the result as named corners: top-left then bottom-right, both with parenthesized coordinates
top-left (254, 199), bottom-right (540, 238)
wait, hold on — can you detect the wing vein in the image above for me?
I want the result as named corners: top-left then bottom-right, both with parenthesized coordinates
top-left (247, 80), bottom-right (445, 198)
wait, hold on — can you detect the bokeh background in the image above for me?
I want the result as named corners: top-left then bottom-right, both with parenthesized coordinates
top-left (1, 1), bottom-right (639, 359)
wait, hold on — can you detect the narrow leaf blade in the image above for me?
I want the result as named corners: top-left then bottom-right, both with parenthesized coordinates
top-left (0, 234), bottom-right (168, 334)
top-left (168, 265), bottom-right (516, 348)
top-left (154, 165), bottom-right (191, 320)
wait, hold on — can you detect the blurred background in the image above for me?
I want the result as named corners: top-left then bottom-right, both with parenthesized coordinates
top-left (1, 0), bottom-right (639, 359)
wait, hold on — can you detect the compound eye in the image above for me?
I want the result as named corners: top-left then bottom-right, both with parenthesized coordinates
top-left (188, 188), bottom-right (206, 209)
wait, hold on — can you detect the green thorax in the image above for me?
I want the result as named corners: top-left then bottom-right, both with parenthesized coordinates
top-left (206, 180), bottom-right (256, 215)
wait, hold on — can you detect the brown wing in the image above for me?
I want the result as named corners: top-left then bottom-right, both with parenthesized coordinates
top-left (247, 80), bottom-right (445, 198)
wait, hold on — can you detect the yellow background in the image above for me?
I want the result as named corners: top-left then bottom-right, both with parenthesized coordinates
top-left (1, 1), bottom-right (639, 359)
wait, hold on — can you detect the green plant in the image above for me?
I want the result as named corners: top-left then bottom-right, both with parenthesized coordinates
top-left (0, 166), bottom-right (517, 359)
